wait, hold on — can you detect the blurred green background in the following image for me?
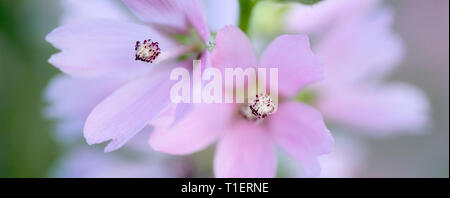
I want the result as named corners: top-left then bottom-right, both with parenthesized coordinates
top-left (0, 0), bottom-right (448, 177)
top-left (0, 0), bottom-right (61, 177)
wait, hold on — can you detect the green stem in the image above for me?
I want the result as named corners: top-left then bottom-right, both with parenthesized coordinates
top-left (238, 0), bottom-right (259, 34)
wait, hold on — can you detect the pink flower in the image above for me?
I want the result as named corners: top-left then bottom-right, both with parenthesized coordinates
top-left (286, 0), bottom-right (430, 136)
top-left (148, 26), bottom-right (334, 177)
top-left (44, 0), bottom-right (137, 142)
top-left (46, 0), bottom-right (211, 151)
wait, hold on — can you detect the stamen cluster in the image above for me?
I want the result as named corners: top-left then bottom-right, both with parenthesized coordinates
top-left (135, 39), bottom-right (160, 63)
top-left (241, 94), bottom-right (276, 121)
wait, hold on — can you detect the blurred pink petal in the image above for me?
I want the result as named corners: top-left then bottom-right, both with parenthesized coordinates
top-left (316, 7), bottom-right (403, 87)
top-left (84, 68), bottom-right (175, 152)
top-left (122, 0), bottom-right (210, 41)
top-left (60, 0), bottom-right (133, 24)
top-left (286, 0), bottom-right (430, 136)
top-left (210, 26), bottom-right (258, 70)
top-left (318, 83), bottom-right (430, 135)
top-left (284, 0), bottom-right (377, 34)
top-left (260, 35), bottom-right (323, 97)
top-left (45, 75), bottom-right (125, 141)
top-left (312, 4), bottom-right (430, 135)
top-left (46, 20), bottom-right (174, 78)
top-left (150, 103), bottom-right (234, 155)
top-left (214, 121), bottom-right (277, 178)
top-left (270, 102), bottom-right (333, 177)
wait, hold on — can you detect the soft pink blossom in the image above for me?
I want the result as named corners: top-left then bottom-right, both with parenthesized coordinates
top-left (46, 0), bottom-right (211, 151)
top-left (148, 26), bottom-right (334, 177)
top-left (286, 0), bottom-right (430, 136)
top-left (44, 0), bottom-right (135, 142)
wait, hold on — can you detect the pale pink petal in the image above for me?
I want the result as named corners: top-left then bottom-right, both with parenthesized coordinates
top-left (214, 121), bottom-right (277, 178)
top-left (46, 20), bottom-right (175, 77)
top-left (317, 83), bottom-right (430, 136)
top-left (270, 101), bottom-right (333, 177)
top-left (149, 103), bottom-right (235, 155)
top-left (202, 0), bottom-right (238, 32)
top-left (200, 50), bottom-right (211, 69)
top-left (171, 102), bottom-right (193, 127)
top-left (211, 26), bottom-right (258, 70)
top-left (122, 0), bottom-right (210, 41)
top-left (44, 75), bottom-right (125, 141)
top-left (260, 34), bottom-right (323, 97)
top-left (185, 0), bottom-right (210, 42)
top-left (84, 67), bottom-right (175, 152)
top-left (284, 0), bottom-right (377, 34)
top-left (60, 0), bottom-right (133, 24)
top-left (316, 7), bottom-right (403, 87)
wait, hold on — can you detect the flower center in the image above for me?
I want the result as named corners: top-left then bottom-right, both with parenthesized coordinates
top-left (240, 94), bottom-right (276, 121)
top-left (135, 39), bottom-right (161, 63)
